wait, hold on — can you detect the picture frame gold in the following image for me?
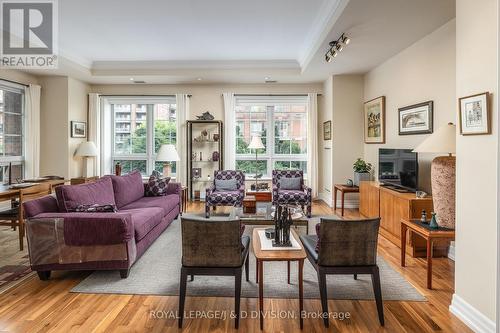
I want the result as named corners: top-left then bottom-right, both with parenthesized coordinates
top-left (364, 96), bottom-right (385, 144)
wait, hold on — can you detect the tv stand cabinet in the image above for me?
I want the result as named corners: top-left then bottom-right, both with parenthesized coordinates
top-left (359, 181), bottom-right (449, 258)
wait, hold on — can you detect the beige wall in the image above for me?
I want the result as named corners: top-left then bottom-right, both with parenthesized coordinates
top-left (39, 76), bottom-right (90, 179)
top-left (452, 0), bottom-right (498, 326)
top-left (363, 20), bottom-right (456, 193)
top-left (91, 83), bottom-right (323, 121)
top-left (0, 69), bottom-right (39, 86)
top-left (318, 76), bottom-right (333, 204)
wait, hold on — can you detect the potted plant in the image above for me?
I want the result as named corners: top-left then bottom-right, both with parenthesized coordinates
top-left (353, 158), bottom-right (372, 186)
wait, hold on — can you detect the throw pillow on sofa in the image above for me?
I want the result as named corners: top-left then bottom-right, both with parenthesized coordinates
top-left (145, 170), bottom-right (171, 196)
top-left (279, 177), bottom-right (301, 190)
top-left (75, 203), bottom-right (117, 213)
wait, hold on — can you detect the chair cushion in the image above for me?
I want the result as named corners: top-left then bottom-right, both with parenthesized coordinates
top-left (145, 170), bottom-right (171, 197)
top-left (121, 207), bottom-right (164, 241)
top-left (279, 177), bottom-right (301, 190)
top-left (110, 171), bottom-right (145, 208)
top-left (277, 190), bottom-right (308, 203)
top-left (206, 190), bottom-right (243, 205)
top-left (55, 177), bottom-right (116, 212)
top-left (215, 178), bottom-right (238, 191)
top-left (0, 207), bottom-right (19, 218)
top-left (300, 235), bottom-right (319, 262)
top-left (120, 195), bottom-right (179, 215)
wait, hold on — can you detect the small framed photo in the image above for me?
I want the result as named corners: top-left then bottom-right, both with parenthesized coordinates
top-left (323, 121), bottom-right (331, 140)
top-left (192, 168), bottom-right (201, 179)
top-left (364, 96), bottom-right (385, 144)
top-left (398, 101), bottom-right (433, 135)
top-left (459, 92), bottom-right (491, 135)
top-left (71, 121), bottom-right (87, 138)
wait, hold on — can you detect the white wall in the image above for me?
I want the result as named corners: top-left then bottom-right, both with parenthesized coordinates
top-left (318, 76), bottom-right (333, 205)
top-left (450, 0), bottom-right (498, 331)
top-left (363, 20), bottom-right (456, 193)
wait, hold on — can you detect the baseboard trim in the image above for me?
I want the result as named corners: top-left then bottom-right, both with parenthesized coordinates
top-left (334, 199), bottom-right (359, 209)
top-left (449, 294), bottom-right (496, 333)
top-left (448, 243), bottom-right (455, 261)
top-left (318, 192), bottom-right (332, 207)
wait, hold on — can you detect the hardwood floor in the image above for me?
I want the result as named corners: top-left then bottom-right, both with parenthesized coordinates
top-left (0, 201), bottom-right (471, 332)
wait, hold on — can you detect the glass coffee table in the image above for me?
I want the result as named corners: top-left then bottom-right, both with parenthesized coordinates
top-left (229, 203), bottom-right (309, 235)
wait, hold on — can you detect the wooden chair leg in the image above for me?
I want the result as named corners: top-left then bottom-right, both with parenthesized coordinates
top-left (19, 221), bottom-right (24, 251)
top-left (317, 268), bottom-right (329, 328)
top-left (178, 268), bottom-right (188, 328)
top-left (354, 274), bottom-right (357, 280)
top-left (234, 268), bottom-right (242, 329)
top-left (245, 251), bottom-right (249, 282)
top-left (371, 266), bottom-right (385, 326)
top-left (190, 275), bottom-right (194, 281)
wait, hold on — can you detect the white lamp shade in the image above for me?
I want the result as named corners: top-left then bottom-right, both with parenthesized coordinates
top-left (75, 141), bottom-right (98, 157)
top-left (248, 136), bottom-right (265, 149)
top-left (413, 123), bottom-right (456, 154)
top-left (156, 144), bottom-right (180, 162)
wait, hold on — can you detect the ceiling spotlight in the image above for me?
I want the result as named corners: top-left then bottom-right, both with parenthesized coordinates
top-left (265, 76), bottom-right (270, 80)
top-left (197, 78), bottom-right (202, 81)
top-left (129, 78), bottom-right (134, 81)
top-left (324, 32), bottom-right (350, 63)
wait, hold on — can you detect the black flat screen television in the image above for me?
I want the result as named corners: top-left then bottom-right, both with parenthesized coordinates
top-left (378, 148), bottom-right (418, 192)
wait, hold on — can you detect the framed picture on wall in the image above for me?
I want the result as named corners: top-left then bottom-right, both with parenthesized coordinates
top-left (398, 101), bottom-right (433, 135)
top-left (364, 96), bottom-right (385, 144)
top-left (323, 121), bottom-right (331, 140)
top-left (459, 92), bottom-right (491, 135)
top-left (71, 121), bottom-right (87, 138)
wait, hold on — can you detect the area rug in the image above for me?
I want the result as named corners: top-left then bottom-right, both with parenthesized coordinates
top-left (72, 218), bottom-right (425, 301)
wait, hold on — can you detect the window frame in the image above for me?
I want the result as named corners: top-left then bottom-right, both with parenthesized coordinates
top-left (235, 96), bottom-right (308, 179)
top-left (0, 81), bottom-right (26, 181)
top-left (107, 96), bottom-right (176, 176)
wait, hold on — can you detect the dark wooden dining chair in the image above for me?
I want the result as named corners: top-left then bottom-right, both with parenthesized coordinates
top-left (300, 217), bottom-right (384, 328)
top-left (179, 215), bottom-right (250, 329)
top-left (0, 183), bottom-right (52, 251)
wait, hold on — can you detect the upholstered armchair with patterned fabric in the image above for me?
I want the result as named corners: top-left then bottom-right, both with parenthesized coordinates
top-left (272, 170), bottom-right (312, 217)
top-left (205, 170), bottom-right (245, 218)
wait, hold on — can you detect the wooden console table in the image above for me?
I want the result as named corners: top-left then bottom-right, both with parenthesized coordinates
top-left (333, 184), bottom-right (359, 216)
top-left (400, 219), bottom-right (455, 289)
top-left (246, 190), bottom-right (272, 202)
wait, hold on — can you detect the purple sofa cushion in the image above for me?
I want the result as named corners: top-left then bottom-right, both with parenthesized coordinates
top-left (110, 171), bottom-right (145, 208)
top-left (120, 195), bottom-right (180, 215)
top-left (33, 212), bottom-right (134, 246)
top-left (55, 177), bottom-right (116, 212)
top-left (120, 207), bottom-right (164, 241)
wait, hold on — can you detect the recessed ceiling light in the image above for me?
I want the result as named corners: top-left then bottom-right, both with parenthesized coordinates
top-left (129, 78), bottom-right (134, 81)
top-left (265, 76), bottom-right (271, 80)
top-left (197, 78), bottom-right (202, 81)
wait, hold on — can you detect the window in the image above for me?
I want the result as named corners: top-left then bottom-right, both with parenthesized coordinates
top-left (0, 81), bottom-right (25, 182)
top-left (110, 97), bottom-right (176, 176)
top-left (235, 96), bottom-right (307, 178)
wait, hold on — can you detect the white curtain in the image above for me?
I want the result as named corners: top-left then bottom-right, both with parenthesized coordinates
top-left (176, 94), bottom-right (190, 185)
top-left (25, 84), bottom-right (41, 178)
top-left (88, 93), bottom-right (101, 176)
top-left (307, 93), bottom-right (318, 199)
top-left (223, 92), bottom-right (236, 170)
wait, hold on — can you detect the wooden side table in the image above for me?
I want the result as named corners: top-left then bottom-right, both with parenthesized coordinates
top-left (246, 190), bottom-right (272, 202)
top-left (333, 184), bottom-right (359, 216)
top-left (400, 219), bottom-right (455, 289)
top-left (252, 228), bottom-right (306, 330)
top-left (70, 176), bottom-right (99, 185)
top-left (243, 195), bottom-right (256, 214)
top-left (181, 186), bottom-right (188, 214)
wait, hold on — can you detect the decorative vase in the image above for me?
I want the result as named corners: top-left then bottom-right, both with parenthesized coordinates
top-left (429, 212), bottom-right (438, 229)
top-left (353, 172), bottom-right (370, 186)
top-left (212, 151), bottom-right (219, 161)
top-left (431, 156), bottom-right (455, 229)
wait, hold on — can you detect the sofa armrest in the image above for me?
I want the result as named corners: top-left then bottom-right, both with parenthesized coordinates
top-left (302, 184), bottom-right (312, 199)
top-left (30, 212), bottom-right (134, 246)
top-left (166, 182), bottom-right (182, 195)
top-left (23, 195), bottom-right (59, 218)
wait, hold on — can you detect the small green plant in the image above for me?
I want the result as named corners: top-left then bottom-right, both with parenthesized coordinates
top-left (353, 158), bottom-right (372, 173)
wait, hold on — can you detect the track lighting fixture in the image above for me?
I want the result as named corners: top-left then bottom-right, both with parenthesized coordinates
top-left (324, 33), bottom-right (350, 63)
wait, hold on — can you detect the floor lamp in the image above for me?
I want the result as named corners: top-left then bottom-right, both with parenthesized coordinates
top-left (413, 123), bottom-right (456, 229)
top-left (248, 135), bottom-right (265, 190)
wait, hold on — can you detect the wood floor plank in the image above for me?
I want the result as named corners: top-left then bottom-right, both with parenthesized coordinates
top-left (0, 201), bottom-right (472, 332)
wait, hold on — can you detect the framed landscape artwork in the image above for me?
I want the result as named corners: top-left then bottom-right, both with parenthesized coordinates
top-left (459, 92), bottom-right (491, 135)
top-left (323, 121), bottom-right (331, 140)
top-left (71, 121), bottom-right (87, 138)
top-left (398, 101), bottom-right (433, 135)
top-left (364, 96), bottom-right (385, 144)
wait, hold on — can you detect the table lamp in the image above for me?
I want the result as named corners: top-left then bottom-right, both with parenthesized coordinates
top-left (248, 135), bottom-right (265, 189)
top-left (157, 144), bottom-right (180, 177)
top-left (413, 122), bottom-right (456, 229)
top-left (75, 141), bottom-right (98, 178)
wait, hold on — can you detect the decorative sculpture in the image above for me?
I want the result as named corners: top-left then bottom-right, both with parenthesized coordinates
top-left (273, 205), bottom-right (293, 247)
top-left (196, 111), bottom-right (215, 120)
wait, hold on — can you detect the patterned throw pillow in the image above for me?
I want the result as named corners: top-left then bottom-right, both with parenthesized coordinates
top-left (215, 178), bottom-right (238, 191)
top-left (279, 177), bottom-right (301, 190)
top-left (145, 170), bottom-right (171, 197)
top-left (74, 204), bottom-right (117, 213)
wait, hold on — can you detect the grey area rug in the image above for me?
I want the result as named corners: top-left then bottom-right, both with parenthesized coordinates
top-left (72, 218), bottom-right (425, 301)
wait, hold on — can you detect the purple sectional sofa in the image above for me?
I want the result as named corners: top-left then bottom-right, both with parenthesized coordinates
top-left (23, 171), bottom-right (181, 280)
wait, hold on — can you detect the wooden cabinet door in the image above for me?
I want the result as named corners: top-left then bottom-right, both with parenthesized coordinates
top-left (360, 182), bottom-right (380, 218)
